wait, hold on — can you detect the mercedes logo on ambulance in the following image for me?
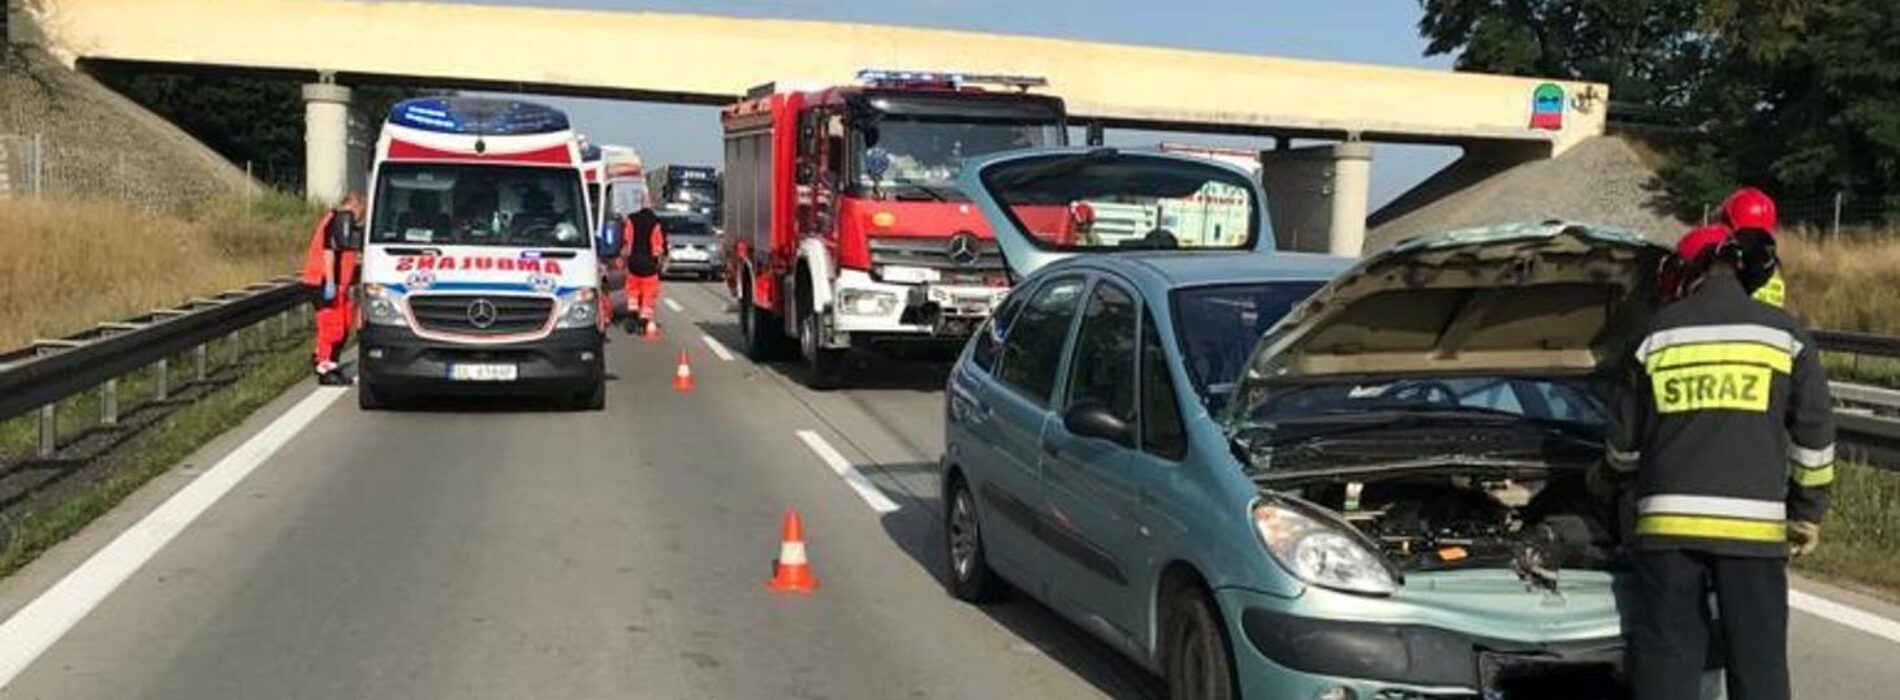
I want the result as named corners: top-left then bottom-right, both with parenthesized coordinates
top-left (465, 298), bottom-right (499, 329)
top-left (945, 232), bottom-right (982, 267)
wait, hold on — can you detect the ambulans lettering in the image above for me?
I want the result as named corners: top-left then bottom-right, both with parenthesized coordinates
top-left (1653, 364), bottom-right (1770, 413)
top-left (391, 256), bottom-right (564, 275)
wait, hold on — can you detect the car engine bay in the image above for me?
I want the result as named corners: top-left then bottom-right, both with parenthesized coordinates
top-left (1291, 469), bottom-right (1619, 586)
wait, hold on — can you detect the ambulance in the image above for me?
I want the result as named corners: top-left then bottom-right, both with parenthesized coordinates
top-left (354, 97), bottom-right (609, 410)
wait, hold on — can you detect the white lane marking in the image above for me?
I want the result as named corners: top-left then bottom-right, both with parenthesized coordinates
top-left (1792, 588), bottom-right (1900, 645)
top-left (795, 430), bottom-right (900, 514)
top-left (700, 335), bottom-right (735, 362)
top-left (663, 298), bottom-right (684, 313)
top-left (0, 387), bottom-right (347, 687)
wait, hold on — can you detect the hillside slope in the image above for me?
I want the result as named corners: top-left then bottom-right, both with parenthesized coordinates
top-left (1369, 136), bottom-right (1686, 250)
top-left (1, 46), bottom-right (253, 211)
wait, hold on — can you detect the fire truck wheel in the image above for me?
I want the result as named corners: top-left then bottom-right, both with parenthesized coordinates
top-left (800, 309), bottom-right (843, 391)
top-left (740, 277), bottom-right (783, 361)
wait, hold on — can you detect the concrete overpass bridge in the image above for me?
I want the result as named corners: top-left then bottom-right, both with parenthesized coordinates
top-left (8, 0), bottom-right (1608, 255)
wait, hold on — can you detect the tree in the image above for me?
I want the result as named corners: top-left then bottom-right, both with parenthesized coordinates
top-left (1418, 0), bottom-right (1714, 108)
top-left (90, 68), bottom-right (428, 190)
top-left (1418, 0), bottom-right (1900, 223)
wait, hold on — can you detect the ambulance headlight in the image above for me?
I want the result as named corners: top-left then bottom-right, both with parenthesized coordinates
top-left (556, 289), bottom-right (599, 329)
top-left (363, 284), bottom-right (406, 327)
top-left (837, 289), bottom-right (899, 317)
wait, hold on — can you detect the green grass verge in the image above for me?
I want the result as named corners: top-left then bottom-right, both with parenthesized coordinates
top-left (1792, 461), bottom-right (1900, 603)
top-left (0, 343), bottom-right (309, 578)
top-left (1824, 354), bottom-right (1900, 390)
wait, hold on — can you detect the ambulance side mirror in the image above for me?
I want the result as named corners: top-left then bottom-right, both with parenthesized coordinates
top-left (329, 211), bottom-right (360, 251)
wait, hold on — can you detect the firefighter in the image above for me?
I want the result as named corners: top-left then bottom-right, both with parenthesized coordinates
top-left (1719, 186), bottom-right (1785, 308)
top-left (300, 193), bottom-right (365, 385)
top-left (620, 203), bottom-right (667, 336)
top-left (1602, 224), bottom-right (1835, 700)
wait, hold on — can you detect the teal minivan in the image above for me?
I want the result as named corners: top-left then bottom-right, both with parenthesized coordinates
top-left (941, 148), bottom-right (1700, 700)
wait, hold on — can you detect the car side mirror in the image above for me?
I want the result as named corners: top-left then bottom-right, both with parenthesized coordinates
top-left (328, 210), bottom-right (360, 251)
top-left (1063, 400), bottom-right (1133, 447)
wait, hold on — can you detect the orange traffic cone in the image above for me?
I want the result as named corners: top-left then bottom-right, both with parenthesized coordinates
top-left (643, 317), bottom-right (662, 341)
top-left (672, 351), bottom-right (695, 392)
top-left (767, 508), bottom-right (819, 594)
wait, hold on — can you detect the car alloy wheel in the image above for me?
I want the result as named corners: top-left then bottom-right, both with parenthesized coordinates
top-left (943, 476), bottom-right (1003, 602)
top-left (1165, 587), bottom-right (1237, 700)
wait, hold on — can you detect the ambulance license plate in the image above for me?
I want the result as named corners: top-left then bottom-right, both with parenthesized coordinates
top-left (448, 363), bottom-right (517, 382)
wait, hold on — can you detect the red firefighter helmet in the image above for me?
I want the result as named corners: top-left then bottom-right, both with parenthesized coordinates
top-left (1677, 223), bottom-right (1735, 263)
top-left (1720, 187), bottom-right (1778, 234)
top-left (1660, 224), bottom-right (1735, 302)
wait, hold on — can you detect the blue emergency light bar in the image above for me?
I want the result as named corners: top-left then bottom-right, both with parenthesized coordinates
top-left (388, 97), bottom-right (571, 135)
top-left (856, 69), bottom-right (1048, 91)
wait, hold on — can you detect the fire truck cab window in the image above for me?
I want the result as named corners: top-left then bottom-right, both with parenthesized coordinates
top-left (856, 120), bottom-right (1049, 193)
top-left (825, 115), bottom-right (847, 186)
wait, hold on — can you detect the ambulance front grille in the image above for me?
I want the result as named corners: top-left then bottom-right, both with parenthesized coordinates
top-left (408, 295), bottom-right (554, 336)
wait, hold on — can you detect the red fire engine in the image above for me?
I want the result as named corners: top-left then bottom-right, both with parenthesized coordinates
top-left (721, 69), bottom-right (1068, 387)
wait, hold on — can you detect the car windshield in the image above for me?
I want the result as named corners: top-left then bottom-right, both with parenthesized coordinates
top-left (371, 163), bottom-right (588, 248)
top-left (859, 118), bottom-right (1061, 195)
top-left (661, 217), bottom-right (715, 238)
top-left (1244, 376), bottom-right (1608, 430)
top-left (1173, 282), bottom-right (1323, 407)
top-left (978, 150), bottom-right (1262, 252)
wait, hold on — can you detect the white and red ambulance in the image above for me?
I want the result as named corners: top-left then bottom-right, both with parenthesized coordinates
top-left (355, 97), bottom-right (608, 410)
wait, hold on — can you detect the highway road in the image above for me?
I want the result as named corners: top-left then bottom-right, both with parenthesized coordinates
top-left (2, 280), bottom-right (1898, 700)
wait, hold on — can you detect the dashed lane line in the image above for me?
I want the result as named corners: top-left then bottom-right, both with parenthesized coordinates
top-left (0, 386), bottom-right (349, 688)
top-left (701, 335), bottom-right (735, 362)
top-left (795, 430), bottom-right (901, 514)
top-left (663, 297), bottom-right (684, 313)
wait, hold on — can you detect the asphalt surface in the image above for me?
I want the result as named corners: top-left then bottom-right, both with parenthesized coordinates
top-left (1, 280), bottom-right (1897, 700)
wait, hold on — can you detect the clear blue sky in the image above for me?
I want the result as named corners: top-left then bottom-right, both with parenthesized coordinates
top-left (452, 0), bottom-right (1461, 208)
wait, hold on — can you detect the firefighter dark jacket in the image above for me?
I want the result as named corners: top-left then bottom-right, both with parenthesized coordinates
top-left (1606, 271), bottom-right (1835, 558)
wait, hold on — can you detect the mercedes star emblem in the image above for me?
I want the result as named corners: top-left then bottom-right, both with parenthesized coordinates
top-left (465, 298), bottom-right (499, 329)
top-left (946, 232), bottom-right (982, 267)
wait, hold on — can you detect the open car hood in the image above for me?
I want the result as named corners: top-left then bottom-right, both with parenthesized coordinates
top-left (1224, 222), bottom-right (1670, 430)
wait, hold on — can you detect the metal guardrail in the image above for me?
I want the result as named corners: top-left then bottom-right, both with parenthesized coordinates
top-left (0, 279), bottom-right (309, 460)
top-left (1813, 330), bottom-right (1900, 469)
top-left (1814, 330), bottom-right (1900, 358)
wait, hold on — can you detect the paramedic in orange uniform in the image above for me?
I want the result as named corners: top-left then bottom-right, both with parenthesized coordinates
top-left (300, 193), bottom-right (365, 385)
top-left (621, 205), bottom-right (667, 336)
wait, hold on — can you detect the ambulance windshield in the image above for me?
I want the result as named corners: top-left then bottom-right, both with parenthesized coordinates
top-left (371, 164), bottom-right (588, 248)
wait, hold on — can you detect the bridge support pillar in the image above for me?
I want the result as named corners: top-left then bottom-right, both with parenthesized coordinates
top-left (302, 81), bottom-right (352, 204)
top-left (1260, 141), bottom-right (1374, 257)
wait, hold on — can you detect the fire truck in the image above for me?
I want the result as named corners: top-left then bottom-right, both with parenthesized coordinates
top-left (721, 69), bottom-right (1068, 387)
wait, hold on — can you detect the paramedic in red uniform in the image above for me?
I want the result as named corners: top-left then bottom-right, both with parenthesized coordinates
top-left (300, 193), bottom-right (365, 385)
top-left (620, 204), bottom-right (667, 336)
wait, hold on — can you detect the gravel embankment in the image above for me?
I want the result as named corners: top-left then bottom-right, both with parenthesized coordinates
top-left (1368, 136), bottom-right (1686, 251)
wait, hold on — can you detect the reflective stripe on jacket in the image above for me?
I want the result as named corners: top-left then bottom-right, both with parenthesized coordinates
top-left (1606, 273), bottom-right (1834, 557)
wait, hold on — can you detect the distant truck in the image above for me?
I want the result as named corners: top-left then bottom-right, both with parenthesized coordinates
top-left (647, 163), bottom-right (720, 220)
top-left (354, 97), bottom-right (608, 410)
top-left (721, 69), bottom-right (1067, 387)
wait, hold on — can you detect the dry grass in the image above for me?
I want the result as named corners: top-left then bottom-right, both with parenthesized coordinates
top-left (1778, 229), bottom-right (1900, 335)
top-left (0, 195), bottom-right (313, 349)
